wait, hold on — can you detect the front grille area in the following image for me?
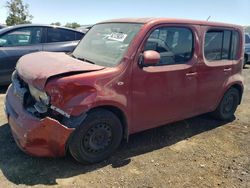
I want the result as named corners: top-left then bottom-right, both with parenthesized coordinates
top-left (11, 71), bottom-right (66, 123)
top-left (12, 71), bottom-right (29, 105)
top-left (12, 71), bottom-right (44, 118)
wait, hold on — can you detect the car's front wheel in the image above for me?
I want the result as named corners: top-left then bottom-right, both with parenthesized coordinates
top-left (212, 87), bottom-right (240, 121)
top-left (69, 109), bottom-right (123, 164)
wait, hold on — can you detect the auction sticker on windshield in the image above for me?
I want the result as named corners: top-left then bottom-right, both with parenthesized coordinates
top-left (108, 32), bottom-right (127, 42)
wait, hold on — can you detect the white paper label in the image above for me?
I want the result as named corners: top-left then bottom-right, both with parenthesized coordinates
top-left (108, 32), bottom-right (127, 42)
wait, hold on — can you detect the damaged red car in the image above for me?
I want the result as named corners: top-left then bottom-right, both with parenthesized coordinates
top-left (5, 18), bottom-right (244, 163)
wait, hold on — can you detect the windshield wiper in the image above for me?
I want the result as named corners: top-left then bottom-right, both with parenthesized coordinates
top-left (69, 53), bottom-right (95, 64)
top-left (84, 59), bottom-right (95, 64)
top-left (69, 53), bottom-right (77, 58)
top-left (75, 57), bottom-right (95, 64)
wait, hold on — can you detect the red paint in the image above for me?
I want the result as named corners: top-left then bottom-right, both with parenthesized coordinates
top-left (17, 52), bottom-right (104, 90)
top-left (143, 50), bottom-right (161, 65)
top-left (5, 18), bottom-right (244, 157)
top-left (6, 86), bottom-right (74, 157)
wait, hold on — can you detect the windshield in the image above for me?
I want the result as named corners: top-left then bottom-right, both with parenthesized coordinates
top-left (72, 23), bottom-right (142, 67)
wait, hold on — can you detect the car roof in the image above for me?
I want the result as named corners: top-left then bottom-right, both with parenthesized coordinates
top-left (0, 24), bottom-right (84, 35)
top-left (99, 17), bottom-right (242, 29)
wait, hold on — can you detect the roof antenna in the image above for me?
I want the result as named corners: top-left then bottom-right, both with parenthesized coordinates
top-left (206, 16), bottom-right (211, 21)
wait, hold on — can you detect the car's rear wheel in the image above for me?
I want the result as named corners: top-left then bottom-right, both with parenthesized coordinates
top-left (69, 109), bottom-right (123, 164)
top-left (212, 88), bottom-right (240, 121)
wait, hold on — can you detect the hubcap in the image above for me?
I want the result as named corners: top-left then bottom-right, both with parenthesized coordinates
top-left (83, 123), bottom-right (112, 153)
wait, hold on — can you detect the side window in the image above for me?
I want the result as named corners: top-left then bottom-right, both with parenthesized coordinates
top-left (222, 30), bottom-right (231, 59)
top-left (75, 32), bottom-right (84, 40)
top-left (0, 27), bottom-right (42, 47)
top-left (204, 31), bottom-right (223, 61)
top-left (231, 31), bottom-right (240, 60)
top-left (204, 29), bottom-right (240, 61)
top-left (144, 27), bottom-right (193, 65)
top-left (47, 28), bottom-right (75, 43)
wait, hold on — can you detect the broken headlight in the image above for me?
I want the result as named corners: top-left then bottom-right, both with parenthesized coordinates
top-left (28, 84), bottom-right (50, 105)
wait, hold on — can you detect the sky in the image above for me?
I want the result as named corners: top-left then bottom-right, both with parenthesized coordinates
top-left (0, 0), bottom-right (250, 26)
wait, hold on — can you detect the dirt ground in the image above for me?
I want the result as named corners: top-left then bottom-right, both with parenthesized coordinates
top-left (0, 69), bottom-right (249, 188)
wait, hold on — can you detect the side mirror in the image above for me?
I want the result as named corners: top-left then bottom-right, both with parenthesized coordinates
top-left (142, 50), bottom-right (160, 66)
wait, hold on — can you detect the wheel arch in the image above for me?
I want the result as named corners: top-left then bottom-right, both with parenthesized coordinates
top-left (230, 83), bottom-right (243, 104)
top-left (87, 105), bottom-right (129, 140)
top-left (214, 82), bottom-right (244, 112)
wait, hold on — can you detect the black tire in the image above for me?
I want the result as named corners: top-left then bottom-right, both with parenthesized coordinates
top-left (243, 56), bottom-right (247, 68)
top-left (212, 88), bottom-right (240, 121)
top-left (69, 109), bottom-right (123, 164)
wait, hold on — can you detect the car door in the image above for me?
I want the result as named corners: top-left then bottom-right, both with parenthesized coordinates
top-left (195, 27), bottom-right (235, 113)
top-left (42, 27), bottom-right (81, 52)
top-left (130, 25), bottom-right (200, 133)
top-left (0, 27), bottom-right (43, 84)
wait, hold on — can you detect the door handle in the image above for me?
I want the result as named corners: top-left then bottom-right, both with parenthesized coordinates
top-left (223, 68), bottom-right (232, 72)
top-left (186, 72), bottom-right (197, 76)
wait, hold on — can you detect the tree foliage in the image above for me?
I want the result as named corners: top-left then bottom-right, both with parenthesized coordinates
top-left (64, 22), bottom-right (81, 29)
top-left (51, 22), bottom-right (61, 26)
top-left (5, 0), bottom-right (33, 26)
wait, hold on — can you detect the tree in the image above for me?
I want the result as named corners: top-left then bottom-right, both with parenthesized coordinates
top-left (51, 22), bottom-right (61, 26)
top-left (5, 0), bottom-right (33, 26)
top-left (64, 22), bottom-right (81, 29)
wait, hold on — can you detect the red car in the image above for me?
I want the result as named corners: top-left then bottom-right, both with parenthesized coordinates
top-left (5, 18), bottom-right (244, 163)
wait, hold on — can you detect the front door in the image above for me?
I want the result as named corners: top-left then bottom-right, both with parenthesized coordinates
top-left (130, 25), bottom-right (200, 133)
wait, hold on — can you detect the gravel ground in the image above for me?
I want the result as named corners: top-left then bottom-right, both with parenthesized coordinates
top-left (0, 69), bottom-right (249, 188)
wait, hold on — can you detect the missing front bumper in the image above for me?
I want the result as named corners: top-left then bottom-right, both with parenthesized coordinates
top-left (5, 85), bottom-right (75, 157)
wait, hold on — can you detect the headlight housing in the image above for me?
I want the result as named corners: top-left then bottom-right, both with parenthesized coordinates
top-left (28, 85), bottom-right (50, 105)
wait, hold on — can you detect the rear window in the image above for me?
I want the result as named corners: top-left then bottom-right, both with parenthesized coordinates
top-left (204, 29), bottom-right (240, 61)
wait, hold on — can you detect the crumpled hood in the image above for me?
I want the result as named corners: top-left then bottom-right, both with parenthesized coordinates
top-left (16, 52), bottom-right (104, 90)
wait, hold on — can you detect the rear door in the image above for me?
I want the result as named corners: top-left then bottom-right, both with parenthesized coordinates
top-left (195, 27), bottom-right (237, 112)
top-left (0, 27), bottom-right (43, 84)
top-left (42, 27), bottom-right (82, 52)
